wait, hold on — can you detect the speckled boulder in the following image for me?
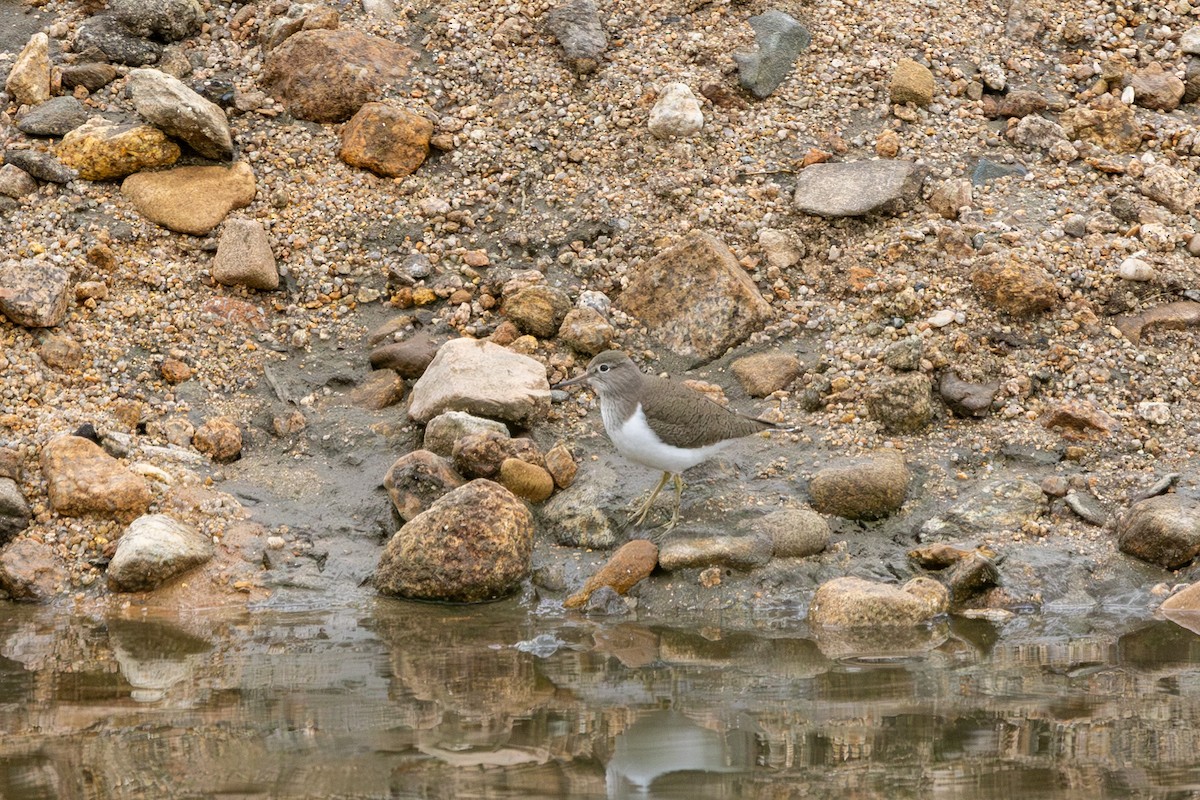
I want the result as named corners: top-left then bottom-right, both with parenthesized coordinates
top-left (56, 117), bottom-right (181, 181)
top-left (808, 576), bottom-right (948, 627)
top-left (383, 449), bottom-right (466, 522)
top-left (107, 514), bottom-right (214, 592)
top-left (40, 435), bottom-right (152, 519)
top-left (376, 479), bottom-right (533, 603)
top-left (1118, 495), bottom-right (1200, 570)
top-left (0, 259), bottom-right (71, 328)
top-left (808, 453), bottom-right (910, 521)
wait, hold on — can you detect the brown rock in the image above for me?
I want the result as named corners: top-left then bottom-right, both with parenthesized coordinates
top-left (1131, 62), bottom-right (1185, 111)
top-left (615, 232), bottom-right (773, 366)
top-left (865, 373), bottom-right (933, 433)
top-left (1115, 301), bottom-right (1200, 343)
top-left (40, 435), bottom-right (152, 519)
top-left (1059, 94), bottom-right (1142, 154)
top-left (0, 538), bottom-right (68, 601)
top-left (383, 449), bottom-right (466, 522)
top-left (809, 453), bottom-right (909, 520)
top-left (498, 458), bottom-right (555, 503)
top-left (262, 30), bottom-right (417, 122)
top-left (889, 58), bottom-right (934, 106)
top-left (971, 258), bottom-right (1059, 315)
top-left (945, 553), bottom-right (1001, 608)
top-left (0, 260), bottom-right (71, 328)
top-left (339, 102), bottom-right (433, 177)
top-left (56, 117), bottom-right (181, 181)
top-left (908, 542), bottom-right (975, 568)
top-left (452, 430), bottom-right (543, 479)
top-left (758, 507), bottom-right (829, 558)
top-left (60, 62), bottom-right (118, 91)
top-left (927, 177), bottom-right (972, 219)
top-left (939, 372), bottom-right (998, 417)
top-left (543, 442), bottom-right (578, 489)
top-left (272, 410), bottom-right (307, 436)
top-left (808, 576), bottom-right (948, 627)
top-left (37, 334), bottom-right (84, 370)
top-left (564, 539), bottom-right (658, 609)
top-left (368, 333), bottom-right (439, 379)
top-left (1140, 165), bottom-right (1198, 216)
top-left (212, 218), bottom-right (279, 290)
top-left (193, 416), bottom-right (243, 461)
top-left (349, 369), bottom-right (406, 409)
top-left (874, 128), bottom-right (900, 158)
top-left (121, 162), bottom-right (256, 236)
top-left (557, 306), bottom-right (615, 355)
top-left (159, 356), bottom-right (193, 383)
top-left (1118, 495), bottom-right (1200, 570)
top-left (503, 285), bottom-right (573, 339)
top-left (376, 479), bottom-right (533, 602)
top-left (1041, 400), bottom-right (1120, 440)
top-left (731, 351), bottom-right (800, 397)
top-left (994, 89), bottom-right (1048, 118)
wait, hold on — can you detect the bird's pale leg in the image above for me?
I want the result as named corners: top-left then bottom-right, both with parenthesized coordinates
top-left (625, 470), bottom-right (672, 529)
top-left (662, 473), bottom-right (685, 531)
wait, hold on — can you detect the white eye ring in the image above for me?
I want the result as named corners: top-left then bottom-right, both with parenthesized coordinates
top-left (597, 364), bottom-right (610, 373)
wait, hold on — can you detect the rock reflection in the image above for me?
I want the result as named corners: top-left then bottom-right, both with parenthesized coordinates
top-left (109, 618), bottom-right (212, 702)
top-left (606, 710), bottom-right (754, 796)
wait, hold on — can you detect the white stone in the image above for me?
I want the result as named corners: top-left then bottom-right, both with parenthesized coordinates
top-left (1138, 401), bottom-right (1170, 425)
top-left (1182, 26), bottom-right (1200, 55)
top-left (1118, 257), bottom-right (1155, 281)
top-left (928, 309), bottom-right (956, 327)
top-left (757, 228), bottom-right (805, 269)
top-left (408, 338), bottom-right (551, 425)
top-left (648, 82), bottom-right (703, 139)
top-left (1140, 222), bottom-right (1176, 253)
top-left (979, 62), bottom-right (1006, 91)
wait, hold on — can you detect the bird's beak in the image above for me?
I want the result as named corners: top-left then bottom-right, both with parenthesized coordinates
top-left (552, 372), bottom-right (589, 390)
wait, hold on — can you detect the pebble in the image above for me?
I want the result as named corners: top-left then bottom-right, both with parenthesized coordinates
top-left (648, 83), bottom-right (703, 139)
top-left (1118, 257), bottom-right (1156, 282)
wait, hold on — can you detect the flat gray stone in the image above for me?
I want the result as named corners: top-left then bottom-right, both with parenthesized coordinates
top-left (15, 96), bottom-right (88, 137)
top-left (794, 160), bottom-right (925, 217)
top-left (734, 10), bottom-right (810, 99)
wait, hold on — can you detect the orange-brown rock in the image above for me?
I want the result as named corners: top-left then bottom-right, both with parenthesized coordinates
top-left (40, 435), bottom-right (152, 519)
top-left (971, 258), bottom-right (1059, 316)
top-left (194, 416), bottom-right (243, 461)
top-left (564, 539), bottom-right (658, 609)
top-left (339, 102), bottom-right (433, 178)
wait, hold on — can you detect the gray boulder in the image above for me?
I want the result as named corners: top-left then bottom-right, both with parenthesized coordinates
top-left (794, 160), bottom-right (925, 217)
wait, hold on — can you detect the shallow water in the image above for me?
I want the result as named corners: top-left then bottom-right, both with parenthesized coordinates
top-left (2, 599), bottom-right (1200, 799)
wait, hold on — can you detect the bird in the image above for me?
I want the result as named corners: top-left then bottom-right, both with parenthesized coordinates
top-left (553, 350), bottom-right (777, 531)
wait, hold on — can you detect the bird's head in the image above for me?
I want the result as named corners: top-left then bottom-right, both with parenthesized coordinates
top-left (552, 350), bottom-right (642, 396)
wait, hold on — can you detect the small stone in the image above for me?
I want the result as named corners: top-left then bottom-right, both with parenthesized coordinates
top-left (0, 165), bottom-right (38, 199)
top-left (927, 177), bottom-right (972, 219)
top-left (889, 58), bottom-right (935, 106)
top-left (1137, 401), bottom-right (1171, 425)
top-left (939, 372), bottom-right (998, 417)
top-left (543, 443), bottom-right (578, 490)
top-left (1140, 165), bottom-right (1197, 216)
top-left (383, 449), bottom-right (466, 522)
top-left (376, 479), bottom-right (533, 603)
top-left (864, 373), bottom-right (932, 433)
top-left (808, 576), bottom-right (948, 627)
top-left (339, 102), bottom-right (433, 177)
top-left (564, 539), bottom-right (658, 609)
top-left (971, 258), bottom-right (1059, 316)
top-left (648, 82), bottom-right (703, 139)
top-left (921, 479), bottom-right (1046, 540)
top-left (658, 530), bottom-right (773, 571)
top-left (808, 453), bottom-right (910, 520)
top-left (757, 228), bottom-right (806, 269)
top-left (37, 334), bottom-right (83, 370)
top-left (757, 507), bottom-right (829, 558)
top-left (980, 62), bottom-right (1006, 91)
top-left (349, 369), bottom-right (406, 409)
top-left (1063, 213), bottom-right (1088, 238)
top-left (1131, 62), bottom-right (1185, 112)
top-left (160, 354), bottom-right (192, 382)
top-left (1059, 94), bottom-right (1142, 154)
top-left (945, 553), bottom-right (1001, 607)
top-left (1115, 301), bottom-right (1200, 343)
top-left (452, 431), bottom-right (543, 480)
top-left (0, 477), bottom-right (31, 545)
top-left (56, 117), bottom-right (181, 181)
top-left (422, 410), bottom-right (509, 457)
top-left (1041, 401), bottom-right (1120, 440)
top-left (72, 16), bottom-right (162, 67)
top-left (272, 410), bottom-right (306, 436)
top-left (546, 0), bottom-right (607, 74)
top-left (193, 417), bottom-right (243, 462)
top-left (927, 309), bottom-right (956, 327)
top-left (5, 33), bottom-right (51, 107)
top-left (0, 260), bottom-right (72, 328)
top-left (41, 435), bottom-right (152, 519)
top-left (107, 514), bottom-right (214, 592)
top-left (731, 352), bottom-right (801, 397)
top-left (1118, 257), bottom-right (1155, 282)
top-left (557, 307), bottom-right (615, 355)
top-left (369, 334), bottom-right (438, 381)
top-left (1183, 26), bottom-right (1200, 56)
top-left (111, 0), bottom-right (204, 42)
top-left (881, 336), bottom-right (923, 371)
top-left (212, 218), bottom-right (279, 290)
top-left (732, 10), bottom-right (810, 99)
top-left (498, 458), bottom-right (555, 503)
top-left (503, 285), bottom-right (573, 339)
top-left (60, 62), bottom-right (118, 91)
top-left (1040, 476), bottom-right (1069, 497)
top-left (1009, 115), bottom-right (1068, 151)
top-left (995, 89), bottom-right (1048, 118)
top-left (121, 162), bottom-right (257, 236)
top-left (15, 96), bottom-right (88, 137)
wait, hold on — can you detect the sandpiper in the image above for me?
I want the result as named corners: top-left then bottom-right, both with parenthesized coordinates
top-left (554, 350), bottom-right (776, 530)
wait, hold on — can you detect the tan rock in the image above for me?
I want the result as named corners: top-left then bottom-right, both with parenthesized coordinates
top-left (0, 259), bottom-right (72, 328)
top-left (0, 538), bottom-right (68, 601)
top-left (1115, 301), bottom-right (1200, 343)
top-left (971, 257), bottom-right (1059, 315)
top-left (193, 416), bottom-right (243, 461)
top-left (809, 453), bottom-right (910, 520)
top-left (41, 435), bottom-right (152, 519)
top-left (557, 307), bottom-right (615, 355)
top-left (808, 576), bottom-right (948, 627)
top-left (1059, 94), bottom-right (1142, 154)
top-left (498, 458), bottom-right (555, 503)
top-left (407, 338), bottom-right (551, 425)
top-left (57, 117), bottom-right (180, 181)
top-left (503, 285), bottom-right (573, 339)
top-left (212, 218), bottom-right (278, 289)
top-left (383, 449), bottom-right (465, 522)
top-left (543, 442), bottom-right (578, 489)
top-left (564, 539), bottom-right (658, 609)
top-left (339, 102), bottom-right (432, 177)
top-left (731, 352), bottom-right (800, 397)
top-left (889, 58), bottom-right (934, 106)
top-left (1041, 401), bottom-right (1120, 440)
top-left (5, 33), bottom-right (51, 107)
top-left (349, 369), bottom-right (406, 409)
top-left (121, 162), bottom-right (256, 235)
top-left (1131, 62), bottom-right (1186, 111)
top-left (928, 177), bottom-right (973, 220)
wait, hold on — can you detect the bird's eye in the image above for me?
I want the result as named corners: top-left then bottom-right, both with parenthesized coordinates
top-left (597, 364), bottom-right (610, 373)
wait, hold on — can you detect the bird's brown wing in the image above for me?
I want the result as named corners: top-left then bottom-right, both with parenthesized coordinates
top-left (639, 375), bottom-right (774, 449)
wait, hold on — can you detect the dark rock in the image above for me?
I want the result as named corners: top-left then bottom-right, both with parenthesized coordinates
top-left (583, 585), bottom-right (631, 615)
top-left (971, 159), bottom-right (1027, 185)
top-left (73, 16), bottom-right (163, 66)
top-left (1065, 491), bottom-right (1109, 526)
top-left (376, 479), bottom-right (534, 603)
top-left (15, 97), bottom-right (87, 137)
top-left (945, 553), bottom-right (1000, 608)
top-left (733, 10), bottom-right (810, 99)
top-left (383, 449), bottom-right (466, 522)
top-left (546, 0), bottom-right (607, 74)
top-left (111, 0), bottom-right (204, 42)
top-left (369, 333), bottom-right (439, 378)
top-left (939, 372), bottom-right (998, 417)
top-left (60, 62), bottom-right (118, 91)
top-left (0, 478), bottom-right (31, 545)
top-left (1117, 495), bottom-right (1200, 570)
top-left (794, 160), bottom-right (925, 217)
top-left (2, 149), bottom-right (76, 184)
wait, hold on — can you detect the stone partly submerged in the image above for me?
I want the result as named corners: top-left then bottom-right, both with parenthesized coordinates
top-left (107, 514), bottom-right (216, 592)
top-left (375, 479), bottom-right (534, 603)
top-left (808, 576), bottom-right (949, 627)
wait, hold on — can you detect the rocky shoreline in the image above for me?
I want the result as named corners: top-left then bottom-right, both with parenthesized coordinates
top-left (2, 0), bottom-right (1200, 629)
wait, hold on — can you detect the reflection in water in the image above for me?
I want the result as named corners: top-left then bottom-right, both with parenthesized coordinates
top-left (0, 602), bottom-right (1199, 798)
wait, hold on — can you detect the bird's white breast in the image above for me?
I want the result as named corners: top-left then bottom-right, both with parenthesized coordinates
top-left (603, 401), bottom-right (731, 474)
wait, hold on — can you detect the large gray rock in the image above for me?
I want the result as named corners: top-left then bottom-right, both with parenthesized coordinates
top-left (407, 338), bottom-right (551, 425)
top-left (808, 453), bottom-right (910, 521)
top-left (0, 477), bottom-right (31, 545)
top-left (111, 0), bottom-right (204, 42)
top-left (808, 576), bottom-right (948, 627)
top-left (107, 514), bottom-right (214, 592)
top-left (126, 68), bottom-right (233, 160)
top-left (0, 259), bottom-right (72, 328)
top-left (15, 97), bottom-right (87, 137)
top-left (73, 15), bottom-right (163, 66)
top-left (546, 0), bottom-right (607, 74)
top-left (733, 10), bottom-right (810, 99)
top-left (376, 479), bottom-right (533, 602)
top-left (921, 479), bottom-right (1046, 540)
top-left (1118, 495), bottom-right (1200, 570)
top-left (615, 232), bottom-right (773, 366)
top-left (794, 160), bottom-right (925, 217)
